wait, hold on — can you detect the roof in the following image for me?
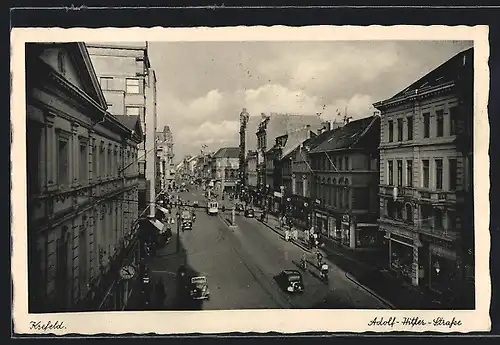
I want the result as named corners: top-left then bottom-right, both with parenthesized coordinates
top-left (247, 114), bottom-right (323, 150)
top-left (281, 127), bottom-right (316, 159)
top-left (375, 47), bottom-right (473, 108)
top-left (213, 147), bottom-right (240, 158)
top-left (113, 115), bottom-right (144, 143)
top-left (309, 116), bottom-right (379, 153)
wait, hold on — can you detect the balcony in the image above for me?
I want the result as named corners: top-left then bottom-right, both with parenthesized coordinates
top-left (379, 185), bottom-right (416, 199)
top-left (416, 190), bottom-right (457, 205)
top-left (417, 224), bottom-right (460, 242)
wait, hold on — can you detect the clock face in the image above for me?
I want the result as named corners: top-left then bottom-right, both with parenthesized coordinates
top-left (120, 265), bottom-right (136, 279)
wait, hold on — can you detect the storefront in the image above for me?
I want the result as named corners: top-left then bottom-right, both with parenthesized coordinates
top-left (388, 233), bottom-right (415, 283)
top-left (289, 195), bottom-right (311, 229)
top-left (421, 235), bottom-right (459, 295)
top-left (315, 211), bottom-right (329, 235)
top-left (356, 224), bottom-right (382, 248)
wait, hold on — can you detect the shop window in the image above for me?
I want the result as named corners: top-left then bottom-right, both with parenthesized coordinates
top-left (390, 241), bottom-right (413, 279)
top-left (407, 116), bottom-right (413, 140)
top-left (388, 160), bottom-right (394, 185)
top-left (397, 118), bottom-right (403, 142)
top-left (436, 110), bottom-right (444, 137)
top-left (388, 120), bottom-right (394, 142)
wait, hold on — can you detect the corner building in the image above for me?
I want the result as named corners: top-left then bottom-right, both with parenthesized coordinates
top-left (374, 47), bottom-right (474, 305)
top-left (26, 43), bottom-right (144, 312)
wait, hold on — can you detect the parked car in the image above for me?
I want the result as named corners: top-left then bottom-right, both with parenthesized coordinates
top-left (277, 270), bottom-right (304, 293)
top-left (235, 203), bottom-right (245, 212)
top-left (244, 208), bottom-right (255, 218)
top-left (189, 276), bottom-right (210, 300)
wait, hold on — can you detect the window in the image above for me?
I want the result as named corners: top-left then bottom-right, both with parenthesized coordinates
top-left (126, 107), bottom-right (141, 116)
top-left (338, 156), bottom-right (343, 170)
top-left (421, 205), bottom-right (433, 227)
top-left (79, 141), bottom-right (88, 182)
top-left (99, 145), bottom-right (105, 178)
top-left (407, 116), bottom-right (413, 140)
top-left (397, 160), bottom-right (403, 186)
top-left (406, 204), bottom-right (413, 223)
top-left (387, 200), bottom-right (395, 218)
top-left (396, 203), bottom-right (403, 219)
top-left (447, 211), bottom-right (457, 231)
top-left (344, 157), bottom-right (349, 171)
top-left (100, 77), bottom-right (113, 90)
top-left (57, 133), bottom-right (70, 186)
top-left (388, 120), bottom-right (394, 142)
top-left (436, 110), bottom-right (444, 137)
top-left (423, 113), bottom-right (430, 138)
top-left (434, 208), bottom-right (443, 229)
top-left (92, 143), bottom-right (98, 180)
top-left (422, 160), bottom-right (430, 188)
top-left (449, 106), bottom-right (459, 135)
top-left (57, 51), bottom-right (66, 75)
top-left (126, 78), bottom-right (140, 94)
top-left (406, 160), bottom-right (413, 187)
top-left (449, 159), bottom-right (457, 190)
top-left (388, 160), bottom-right (394, 185)
top-left (435, 159), bottom-right (443, 190)
top-left (397, 118), bottom-right (403, 141)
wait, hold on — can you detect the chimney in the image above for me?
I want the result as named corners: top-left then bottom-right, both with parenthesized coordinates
top-left (321, 121), bottom-right (331, 132)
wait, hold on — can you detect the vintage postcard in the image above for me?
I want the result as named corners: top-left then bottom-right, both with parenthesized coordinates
top-left (11, 25), bottom-right (490, 335)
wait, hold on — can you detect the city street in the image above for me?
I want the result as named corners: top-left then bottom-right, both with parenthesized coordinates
top-left (144, 185), bottom-right (391, 310)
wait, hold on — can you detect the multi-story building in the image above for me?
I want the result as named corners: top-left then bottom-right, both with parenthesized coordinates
top-left (155, 126), bottom-right (175, 192)
top-left (374, 47), bottom-right (474, 305)
top-left (26, 42), bottom-right (144, 312)
top-left (246, 150), bottom-right (258, 188)
top-left (308, 116), bottom-right (381, 248)
top-left (211, 147), bottom-right (240, 195)
top-left (86, 42), bottom-right (158, 217)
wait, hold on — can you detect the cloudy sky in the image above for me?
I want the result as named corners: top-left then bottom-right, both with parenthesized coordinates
top-left (147, 40), bottom-right (472, 161)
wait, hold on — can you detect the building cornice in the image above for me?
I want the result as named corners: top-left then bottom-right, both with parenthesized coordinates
top-left (374, 81), bottom-right (455, 110)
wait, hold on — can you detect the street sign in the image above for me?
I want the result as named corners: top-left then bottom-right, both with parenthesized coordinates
top-left (119, 265), bottom-right (136, 280)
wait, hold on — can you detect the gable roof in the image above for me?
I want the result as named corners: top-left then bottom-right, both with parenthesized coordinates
top-left (309, 116), bottom-right (379, 154)
top-left (281, 128), bottom-right (316, 159)
top-left (213, 147), bottom-right (240, 158)
top-left (66, 43), bottom-right (108, 109)
top-left (374, 47), bottom-right (473, 109)
top-left (113, 115), bottom-right (144, 143)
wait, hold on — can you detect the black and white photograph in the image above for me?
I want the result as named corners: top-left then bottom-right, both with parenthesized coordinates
top-left (11, 26), bottom-right (490, 334)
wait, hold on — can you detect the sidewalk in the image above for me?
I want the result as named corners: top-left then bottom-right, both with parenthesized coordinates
top-left (255, 209), bottom-right (457, 310)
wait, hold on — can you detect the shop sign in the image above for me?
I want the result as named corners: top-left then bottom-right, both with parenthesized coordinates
top-left (421, 234), bottom-right (453, 250)
top-left (274, 191), bottom-right (282, 198)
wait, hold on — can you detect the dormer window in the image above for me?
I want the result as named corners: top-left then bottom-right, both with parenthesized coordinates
top-left (57, 51), bottom-right (66, 75)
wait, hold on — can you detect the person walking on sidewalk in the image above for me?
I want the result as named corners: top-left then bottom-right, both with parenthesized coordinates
top-left (155, 278), bottom-right (166, 309)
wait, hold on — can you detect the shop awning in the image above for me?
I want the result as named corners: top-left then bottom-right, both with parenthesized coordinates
top-left (157, 206), bottom-right (169, 217)
top-left (149, 219), bottom-right (164, 232)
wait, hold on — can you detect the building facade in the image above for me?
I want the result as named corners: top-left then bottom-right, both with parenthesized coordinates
top-left (308, 116), bottom-right (381, 249)
top-left (86, 43), bottom-right (158, 217)
top-left (374, 47), bottom-right (474, 305)
top-left (155, 125), bottom-right (175, 192)
top-left (211, 148), bottom-right (240, 194)
top-left (26, 43), bottom-right (144, 312)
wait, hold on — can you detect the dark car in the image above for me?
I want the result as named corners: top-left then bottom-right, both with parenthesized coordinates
top-left (235, 203), bottom-right (245, 212)
top-left (244, 208), bottom-right (255, 218)
top-left (193, 200), bottom-right (199, 208)
top-left (189, 276), bottom-right (210, 300)
top-left (277, 270), bottom-right (304, 293)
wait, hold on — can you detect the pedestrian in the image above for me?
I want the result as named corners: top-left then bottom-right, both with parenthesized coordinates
top-left (304, 228), bottom-right (309, 243)
top-left (155, 278), bottom-right (166, 308)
